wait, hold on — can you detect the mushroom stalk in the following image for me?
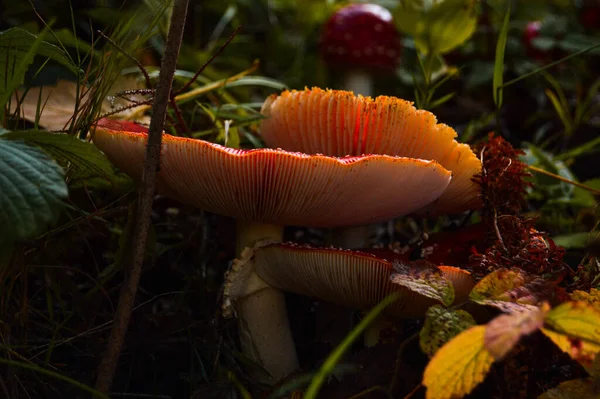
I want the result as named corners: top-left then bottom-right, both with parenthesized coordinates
top-left (234, 220), bottom-right (298, 383)
top-left (342, 70), bottom-right (374, 97)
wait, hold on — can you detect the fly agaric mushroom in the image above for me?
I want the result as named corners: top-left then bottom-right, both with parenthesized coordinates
top-left (320, 3), bottom-right (402, 97)
top-left (224, 242), bottom-right (475, 346)
top-left (91, 118), bottom-right (453, 383)
top-left (260, 87), bottom-right (482, 218)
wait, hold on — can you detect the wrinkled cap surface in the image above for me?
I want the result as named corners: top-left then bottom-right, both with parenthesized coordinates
top-left (320, 3), bottom-right (402, 71)
top-left (92, 119), bottom-right (452, 227)
top-left (260, 88), bottom-right (482, 215)
top-left (224, 242), bottom-right (475, 319)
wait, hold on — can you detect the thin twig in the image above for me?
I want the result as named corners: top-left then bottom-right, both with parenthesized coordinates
top-left (94, 0), bottom-right (190, 392)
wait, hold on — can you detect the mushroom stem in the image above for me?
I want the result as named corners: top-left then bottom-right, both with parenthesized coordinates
top-left (237, 285), bottom-right (298, 382)
top-left (342, 70), bottom-right (374, 97)
top-left (317, 225), bottom-right (373, 346)
top-left (234, 220), bottom-right (298, 383)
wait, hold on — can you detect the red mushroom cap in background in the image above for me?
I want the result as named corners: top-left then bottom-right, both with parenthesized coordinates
top-left (320, 3), bottom-right (402, 72)
top-left (523, 21), bottom-right (545, 60)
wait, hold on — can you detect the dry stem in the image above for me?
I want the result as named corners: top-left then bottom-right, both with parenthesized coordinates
top-left (94, 0), bottom-right (189, 392)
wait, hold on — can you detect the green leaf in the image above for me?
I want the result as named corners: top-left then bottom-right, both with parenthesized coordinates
top-left (420, 305), bottom-right (476, 357)
top-left (2, 130), bottom-right (117, 185)
top-left (0, 139), bottom-right (68, 247)
top-left (0, 28), bottom-right (79, 107)
top-left (394, 0), bottom-right (477, 55)
top-left (493, 5), bottom-right (511, 108)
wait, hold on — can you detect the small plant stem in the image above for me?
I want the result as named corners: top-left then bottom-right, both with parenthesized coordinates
top-left (94, 0), bottom-right (189, 393)
top-left (527, 165), bottom-right (600, 195)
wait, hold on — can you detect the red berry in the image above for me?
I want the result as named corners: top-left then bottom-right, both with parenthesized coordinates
top-left (522, 21), bottom-right (547, 61)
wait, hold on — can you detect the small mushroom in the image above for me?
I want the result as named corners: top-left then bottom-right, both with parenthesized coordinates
top-left (224, 242), bottom-right (475, 345)
top-left (91, 118), bottom-right (452, 382)
top-left (320, 3), bottom-right (402, 97)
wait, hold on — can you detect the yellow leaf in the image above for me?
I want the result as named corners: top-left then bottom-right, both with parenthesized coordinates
top-left (469, 268), bottom-right (551, 313)
top-left (423, 326), bottom-right (495, 399)
top-left (542, 301), bottom-right (600, 372)
top-left (570, 289), bottom-right (600, 312)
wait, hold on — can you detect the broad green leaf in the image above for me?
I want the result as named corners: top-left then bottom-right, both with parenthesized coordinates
top-left (538, 378), bottom-right (600, 399)
top-left (493, 4), bottom-right (511, 108)
top-left (542, 301), bottom-right (600, 370)
top-left (423, 326), bottom-right (495, 399)
top-left (484, 303), bottom-right (549, 361)
top-left (2, 130), bottom-right (117, 185)
top-left (394, 0), bottom-right (477, 55)
top-left (420, 305), bottom-right (476, 357)
top-left (469, 268), bottom-right (549, 313)
top-left (0, 28), bottom-right (79, 106)
top-left (0, 139), bottom-right (68, 247)
top-left (390, 261), bottom-right (455, 307)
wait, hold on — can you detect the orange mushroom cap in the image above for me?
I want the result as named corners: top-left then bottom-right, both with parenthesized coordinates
top-left (91, 119), bottom-right (452, 227)
top-left (260, 87), bottom-right (482, 215)
top-left (224, 242), bottom-right (475, 319)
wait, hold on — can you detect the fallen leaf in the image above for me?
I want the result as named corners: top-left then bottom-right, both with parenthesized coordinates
top-left (542, 301), bottom-right (600, 371)
top-left (470, 268), bottom-right (552, 313)
top-left (423, 325), bottom-right (495, 399)
top-left (10, 78), bottom-right (149, 131)
top-left (390, 260), bottom-right (455, 307)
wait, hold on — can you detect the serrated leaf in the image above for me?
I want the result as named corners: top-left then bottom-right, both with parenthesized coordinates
top-left (423, 326), bottom-right (495, 399)
top-left (538, 378), bottom-right (600, 399)
top-left (469, 268), bottom-right (550, 313)
top-left (484, 303), bottom-right (549, 361)
top-left (2, 130), bottom-right (117, 185)
top-left (420, 305), bottom-right (476, 357)
top-left (390, 261), bottom-right (454, 306)
top-left (0, 139), bottom-right (68, 247)
top-left (542, 302), bottom-right (600, 371)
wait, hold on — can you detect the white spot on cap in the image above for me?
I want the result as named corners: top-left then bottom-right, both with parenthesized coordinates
top-left (377, 46), bottom-right (385, 55)
top-left (337, 47), bottom-right (347, 55)
top-left (374, 23), bottom-right (383, 32)
top-left (344, 33), bottom-right (353, 40)
top-left (387, 49), bottom-right (397, 58)
top-left (365, 47), bottom-right (373, 56)
top-left (352, 50), bottom-right (361, 57)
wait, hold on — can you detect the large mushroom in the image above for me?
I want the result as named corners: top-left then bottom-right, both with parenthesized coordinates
top-left (91, 118), bottom-right (452, 382)
top-left (320, 3), bottom-right (402, 97)
top-left (260, 87), bottom-right (482, 217)
top-left (224, 242), bottom-right (475, 345)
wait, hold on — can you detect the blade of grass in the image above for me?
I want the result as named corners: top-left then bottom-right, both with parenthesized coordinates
top-left (528, 165), bottom-right (600, 195)
top-left (501, 42), bottom-right (600, 90)
top-left (493, 4), bottom-right (511, 108)
top-left (303, 293), bottom-right (399, 399)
